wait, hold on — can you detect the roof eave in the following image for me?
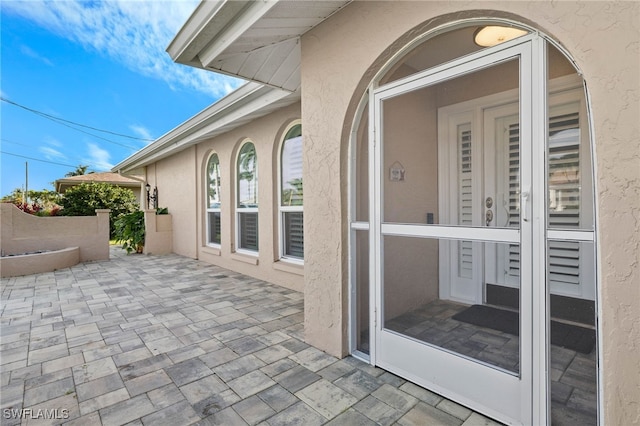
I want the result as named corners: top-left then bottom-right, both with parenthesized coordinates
top-left (168, 0), bottom-right (350, 90)
top-left (111, 82), bottom-right (297, 173)
top-left (167, 0), bottom-right (278, 67)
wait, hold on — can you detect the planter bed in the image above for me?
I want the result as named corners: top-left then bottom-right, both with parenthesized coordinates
top-left (0, 247), bottom-right (80, 278)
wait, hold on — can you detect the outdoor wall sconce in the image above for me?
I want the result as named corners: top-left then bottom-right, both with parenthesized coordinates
top-left (146, 183), bottom-right (158, 209)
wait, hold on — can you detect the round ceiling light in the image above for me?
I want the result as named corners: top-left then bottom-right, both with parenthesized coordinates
top-left (474, 26), bottom-right (528, 47)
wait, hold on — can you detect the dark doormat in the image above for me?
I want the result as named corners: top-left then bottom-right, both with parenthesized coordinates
top-left (452, 304), bottom-right (596, 354)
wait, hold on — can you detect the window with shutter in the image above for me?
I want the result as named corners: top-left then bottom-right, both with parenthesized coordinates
top-left (506, 109), bottom-right (583, 289)
top-left (548, 111), bottom-right (582, 287)
top-left (280, 123), bottom-right (303, 261)
top-left (237, 142), bottom-right (259, 253)
top-left (206, 153), bottom-right (221, 246)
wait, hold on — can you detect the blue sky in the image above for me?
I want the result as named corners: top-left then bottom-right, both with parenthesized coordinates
top-left (1, 0), bottom-right (242, 196)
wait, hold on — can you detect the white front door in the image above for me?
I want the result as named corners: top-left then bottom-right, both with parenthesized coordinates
top-left (437, 101), bottom-right (524, 305)
top-left (438, 81), bottom-right (595, 305)
top-left (372, 38), bottom-right (539, 425)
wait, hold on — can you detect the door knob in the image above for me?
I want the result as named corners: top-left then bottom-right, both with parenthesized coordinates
top-left (485, 197), bottom-right (494, 209)
top-left (485, 209), bottom-right (494, 226)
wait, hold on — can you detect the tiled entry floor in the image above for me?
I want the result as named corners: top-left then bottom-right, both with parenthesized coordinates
top-left (385, 300), bottom-right (598, 426)
top-left (1, 246), bottom-right (501, 426)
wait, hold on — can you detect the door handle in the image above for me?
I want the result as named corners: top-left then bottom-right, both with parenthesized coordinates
top-left (485, 197), bottom-right (494, 226)
top-left (521, 190), bottom-right (530, 222)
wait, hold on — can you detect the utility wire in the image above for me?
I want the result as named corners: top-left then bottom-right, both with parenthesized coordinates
top-left (29, 117), bottom-right (139, 150)
top-left (1, 97), bottom-right (154, 142)
top-left (1, 150), bottom-right (83, 169)
top-left (1, 138), bottom-right (34, 149)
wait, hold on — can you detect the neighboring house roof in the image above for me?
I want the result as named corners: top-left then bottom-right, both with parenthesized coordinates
top-left (55, 172), bottom-right (142, 193)
top-left (113, 0), bottom-right (350, 175)
top-left (167, 0), bottom-right (351, 92)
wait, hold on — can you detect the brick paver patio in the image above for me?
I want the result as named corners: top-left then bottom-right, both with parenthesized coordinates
top-left (1, 246), bottom-right (501, 425)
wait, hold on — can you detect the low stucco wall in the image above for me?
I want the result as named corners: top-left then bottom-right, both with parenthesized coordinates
top-left (0, 203), bottom-right (110, 276)
top-left (143, 210), bottom-right (173, 255)
top-left (1, 247), bottom-right (80, 278)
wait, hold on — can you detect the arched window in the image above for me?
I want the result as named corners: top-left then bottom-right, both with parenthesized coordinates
top-left (279, 124), bottom-right (303, 260)
top-left (237, 141), bottom-right (258, 252)
top-left (206, 153), bottom-right (221, 246)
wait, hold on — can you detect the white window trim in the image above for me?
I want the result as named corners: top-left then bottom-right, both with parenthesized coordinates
top-left (236, 140), bottom-right (259, 255)
top-left (205, 152), bottom-right (221, 248)
top-left (278, 121), bottom-right (304, 264)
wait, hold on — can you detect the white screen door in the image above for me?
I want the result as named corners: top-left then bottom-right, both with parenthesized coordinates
top-left (372, 38), bottom-right (538, 425)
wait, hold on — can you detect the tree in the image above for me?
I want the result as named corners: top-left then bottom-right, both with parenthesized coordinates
top-left (1, 188), bottom-right (62, 216)
top-left (65, 165), bottom-right (93, 177)
top-left (282, 178), bottom-right (303, 206)
top-left (238, 143), bottom-right (257, 205)
top-left (1, 188), bottom-right (27, 203)
top-left (59, 182), bottom-right (138, 237)
top-left (28, 189), bottom-right (62, 209)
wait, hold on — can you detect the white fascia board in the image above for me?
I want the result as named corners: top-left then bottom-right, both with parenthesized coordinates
top-left (112, 83), bottom-right (293, 173)
top-left (167, 1), bottom-right (248, 65)
top-left (198, 0), bottom-right (280, 68)
top-left (166, 1), bottom-right (222, 62)
top-left (132, 91), bottom-right (294, 168)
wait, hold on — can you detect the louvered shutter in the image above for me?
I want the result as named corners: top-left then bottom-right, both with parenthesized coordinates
top-left (458, 123), bottom-right (473, 279)
top-left (284, 212), bottom-right (304, 258)
top-left (548, 112), bottom-right (581, 286)
top-left (506, 111), bottom-right (582, 288)
top-left (208, 212), bottom-right (221, 245)
top-left (507, 122), bottom-right (521, 281)
top-left (239, 212), bottom-right (259, 251)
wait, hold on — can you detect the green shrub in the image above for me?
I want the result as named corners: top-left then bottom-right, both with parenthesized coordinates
top-left (113, 210), bottom-right (145, 254)
top-left (59, 182), bottom-right (138, 237)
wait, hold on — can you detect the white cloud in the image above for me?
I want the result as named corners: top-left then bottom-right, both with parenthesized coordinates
top-left (3, 0), bottom-right (242, 98)
top-left (84, 143), bottom-right (114, 171)
top-left (39, 146), bottom-right (67, 160)
top-left (129, 124), bottom-right (154, 145)
top-left (43, 137), bottom-right (62, 148)
top-left (20, 45), bottom-right (54, 66)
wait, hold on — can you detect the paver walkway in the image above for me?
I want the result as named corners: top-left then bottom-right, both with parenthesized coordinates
top-left (1, 246), bottom-right (501, 425)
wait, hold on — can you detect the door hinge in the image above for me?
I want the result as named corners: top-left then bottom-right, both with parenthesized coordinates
top-left (374, 307), bottom-right (377, 328)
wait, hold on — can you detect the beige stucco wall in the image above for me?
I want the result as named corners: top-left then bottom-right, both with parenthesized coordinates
top-left (146, 148), bottom-right (198, 259)
top-left (301, 1), bottom-right (639, 423)
top-left (0, 203), bottom-right (110, 276)
top-left (143, 210), bottom-right (173, 256)
top-left (194, 103), bottom-right (304, 292)
top-left (145, 103), bottom-right (304, 292)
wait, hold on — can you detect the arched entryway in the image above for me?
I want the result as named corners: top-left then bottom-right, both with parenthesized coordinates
top-left (349, 20), bottom-right (598, 425)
